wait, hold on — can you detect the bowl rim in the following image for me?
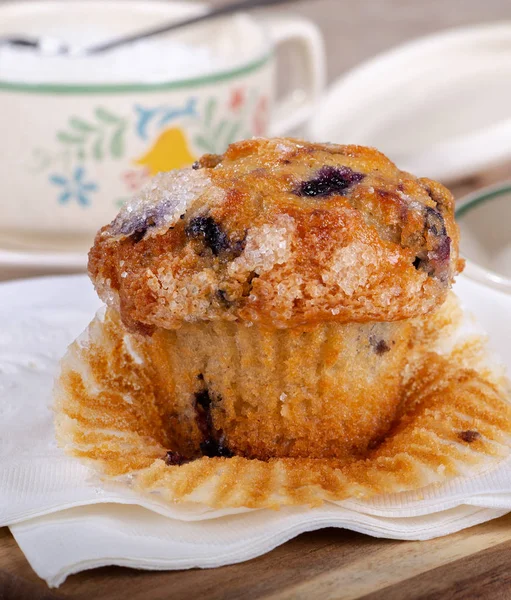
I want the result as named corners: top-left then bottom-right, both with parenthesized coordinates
top-left (456, 181), bottom-right (511, 292)
top-left (456, 179), bottom-right (511, 219)
top-left (0, 0), bottom-right (273, 94)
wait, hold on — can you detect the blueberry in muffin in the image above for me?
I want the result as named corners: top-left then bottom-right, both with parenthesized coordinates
top-left (86, 138), bottom-right (463, 461)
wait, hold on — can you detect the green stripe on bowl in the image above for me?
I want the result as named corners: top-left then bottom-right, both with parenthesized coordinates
top-left (456, 182), bottom-right (511, 220)
top-left (0, 52), bottom-right (271, 95)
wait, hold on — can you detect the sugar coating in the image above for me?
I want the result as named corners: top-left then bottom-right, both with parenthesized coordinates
top-left (111, 169), bottom-right (213, 240)
top-left (227, 215), bottom-right (295, 278)
top-left (89, 138), bottom-right (463, 330)
top-left (147, 265), bottom-right (223, 326)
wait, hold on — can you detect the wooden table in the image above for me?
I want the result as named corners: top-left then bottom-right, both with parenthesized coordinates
top-left (2, 514), bottom-right (511, 599)
top-left (2, 0), bottom-right (511, 597)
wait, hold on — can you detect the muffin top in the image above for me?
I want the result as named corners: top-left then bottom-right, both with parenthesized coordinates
top-left (89, 138), bottom-right (463, 331)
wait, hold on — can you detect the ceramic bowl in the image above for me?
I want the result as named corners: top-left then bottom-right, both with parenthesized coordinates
top-left (456, 182), bottom-right (511, 293)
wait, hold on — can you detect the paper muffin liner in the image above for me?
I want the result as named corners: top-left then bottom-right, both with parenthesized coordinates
top-left (54, 294), bottom-right (511, 509)
top-left (141, 318), bottom-right (413, 461)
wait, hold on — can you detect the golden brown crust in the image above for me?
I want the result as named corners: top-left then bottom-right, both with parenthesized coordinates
top-left (89, 138), bottom-right (462, 330)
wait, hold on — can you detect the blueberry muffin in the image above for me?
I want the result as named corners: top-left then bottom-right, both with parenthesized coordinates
top-left (88, 138), bottom-right (463, 461)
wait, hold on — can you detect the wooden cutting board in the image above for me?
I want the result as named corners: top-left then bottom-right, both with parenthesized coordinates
top-left (1, 513), bottom-right (511, 599)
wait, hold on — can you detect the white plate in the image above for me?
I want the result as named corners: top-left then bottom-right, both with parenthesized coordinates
top-left (0, 272), bottom-right (93, 304)
top-left (0, 247), bottom-right (87, 281)
top-left (309, 22), bottom-right (511, 182)
top-left (0, 247), bottom-right (86, 269)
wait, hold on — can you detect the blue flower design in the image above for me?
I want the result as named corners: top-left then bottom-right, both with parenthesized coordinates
top-left (134, 98), bottom-right (197, 140)
top-left (49, 167), bottom-right (98, 206)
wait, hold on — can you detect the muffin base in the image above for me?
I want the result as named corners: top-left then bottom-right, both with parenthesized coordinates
top-left (55, 295), bottom-right (511, 509)
top-left (143, 318), bottom-right (412, 461)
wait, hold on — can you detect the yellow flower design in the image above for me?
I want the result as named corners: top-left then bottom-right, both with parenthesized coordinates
top-left (135, 127), bottom-right (196, 175)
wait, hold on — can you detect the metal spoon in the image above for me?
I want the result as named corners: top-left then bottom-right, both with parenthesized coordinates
top-left (0, 0), bottom-right (299, 56)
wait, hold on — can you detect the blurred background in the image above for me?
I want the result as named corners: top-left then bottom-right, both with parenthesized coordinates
top-left (4, 0), bottom-right (510, 85)
top-left (0, 0), bottom-right (510, 285)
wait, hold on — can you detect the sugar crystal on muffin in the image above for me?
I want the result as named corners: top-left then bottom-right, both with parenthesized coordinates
top-left (90, 138), bottom-right (463, 332)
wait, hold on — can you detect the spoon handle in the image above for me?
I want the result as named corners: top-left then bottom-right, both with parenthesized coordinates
top-left (86, 0), bottom-right (299, 55)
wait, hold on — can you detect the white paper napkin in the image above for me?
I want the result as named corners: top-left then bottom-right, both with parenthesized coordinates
top-left (11, 504), bottom-right (508, 588)
top-left (1, 274), bottom-right (510, 587)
